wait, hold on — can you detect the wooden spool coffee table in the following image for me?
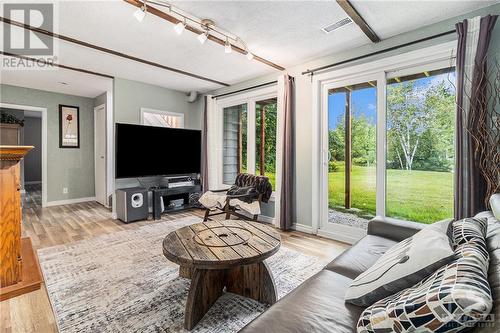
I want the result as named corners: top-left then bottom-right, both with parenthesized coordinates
top-left (162, 219), bottom-right (281, 330)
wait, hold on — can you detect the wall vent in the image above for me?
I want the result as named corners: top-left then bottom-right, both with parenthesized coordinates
top-left (321, 17), bottom-right (353, 33)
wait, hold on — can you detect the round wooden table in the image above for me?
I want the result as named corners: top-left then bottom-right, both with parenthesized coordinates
top-left (163, 219), bottom-right (281, 330)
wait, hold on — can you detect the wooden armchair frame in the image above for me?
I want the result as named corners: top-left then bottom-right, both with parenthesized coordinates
top-left (202, 189), bottom-right (263, 222)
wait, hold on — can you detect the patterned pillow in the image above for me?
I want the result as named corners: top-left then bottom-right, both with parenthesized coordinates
top-left (345, 219), bottom-right (455, 307)
top-left (357, 218), bottom-right (492, 333)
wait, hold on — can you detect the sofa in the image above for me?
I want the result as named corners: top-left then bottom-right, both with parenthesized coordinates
top-left (241, 194), bottom-right (500, 333)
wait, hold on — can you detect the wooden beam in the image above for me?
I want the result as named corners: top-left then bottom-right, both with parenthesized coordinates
top-left (123, 0), bottom-right (285, 71)
top-left (0, 16), bottom-right (230, 87)
top-left (0, 51), bottom-right (114, 79)
top-left (336, 0), bottom-right (381, 43)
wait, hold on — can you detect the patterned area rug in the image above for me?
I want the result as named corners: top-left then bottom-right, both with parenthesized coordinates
top-left (38, 216), bottom-right (326, 333)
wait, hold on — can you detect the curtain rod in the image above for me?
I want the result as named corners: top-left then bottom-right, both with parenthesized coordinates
top-left (302, 29), bottom-right (456, 75)
top-left (211, 80), bottom-right (278, 99)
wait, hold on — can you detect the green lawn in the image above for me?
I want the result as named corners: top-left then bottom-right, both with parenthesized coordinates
top-left (328, 163), bottom-right (453, 224)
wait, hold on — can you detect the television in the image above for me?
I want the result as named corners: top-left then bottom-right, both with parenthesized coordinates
top-left (115, 123), bottom-right (201, 179)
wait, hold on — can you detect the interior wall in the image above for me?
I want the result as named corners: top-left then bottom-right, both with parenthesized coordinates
top-left (208, 4), bottom-right (500, 229)
top-left (112, 78), bottom-right (203, 212)
top-left (23, 116), bottom-right (42, 183)
top-left (113, 77), bottom-right (202, 129)
top-left (0, 84), bottom-right (96, 203)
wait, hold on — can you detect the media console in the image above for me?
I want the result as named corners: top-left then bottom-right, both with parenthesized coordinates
top-left (151, 184), bottom-right (202, 220)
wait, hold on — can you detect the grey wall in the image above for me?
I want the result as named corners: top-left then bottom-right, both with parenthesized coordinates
top-left (113, 78), bottom-right (202, 129)
top-left (0, 84), bottom-right (96, 202)
top-left (209, 4), bottom-right (500, 228)
top-left (94, 92), bottom-right (107, 107)
top-left (23, 116), bottom-right (42, 183)
top-left (113, 78), bottom-right (203, 195)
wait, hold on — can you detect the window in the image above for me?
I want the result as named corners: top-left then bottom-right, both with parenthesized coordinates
top-left (255, 98), bottom-right (278, 189)
top-left (219, 87), bottom-right (279, 191)
top-left (223, 103), bottom-right (247, 185)
top-left (386, 67), bottom-right (456, 223)
top-left (141, 108), bottom-right (184, 128)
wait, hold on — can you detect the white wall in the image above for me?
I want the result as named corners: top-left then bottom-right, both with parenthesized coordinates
top-left (208, 4), bottom-right (500, 228)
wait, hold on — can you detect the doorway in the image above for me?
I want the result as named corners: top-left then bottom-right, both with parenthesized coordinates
top-left (94, 104), bottom-right (107, 206)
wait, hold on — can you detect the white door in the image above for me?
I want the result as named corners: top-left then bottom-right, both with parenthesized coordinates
top-left (94, 104), bottom-right (107, 206)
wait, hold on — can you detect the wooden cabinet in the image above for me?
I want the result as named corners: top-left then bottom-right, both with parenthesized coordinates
top-left (0, 146), bottom-right (42, 301)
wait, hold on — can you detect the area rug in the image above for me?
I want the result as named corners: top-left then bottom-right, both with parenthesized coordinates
top-left (38, 216), bottom-right (327, 333)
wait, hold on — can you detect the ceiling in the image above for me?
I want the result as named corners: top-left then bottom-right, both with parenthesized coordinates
top-left (0, 0), bottom-right (497, 98)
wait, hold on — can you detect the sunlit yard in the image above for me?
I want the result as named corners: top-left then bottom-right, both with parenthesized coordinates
top-left (328, 163), bottom-right (453, 224)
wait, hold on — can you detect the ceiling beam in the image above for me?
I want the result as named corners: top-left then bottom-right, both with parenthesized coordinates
top-left (0, 51), bottom-right (114, 79)
top-left (336, 0), bottom-right (381, 43)
top-left (0, 16), bottom-right (230, 87)
top-left (123, 0), bottom-right (285, 71)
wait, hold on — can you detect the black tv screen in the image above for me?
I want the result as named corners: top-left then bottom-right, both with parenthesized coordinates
top-left (115, 123), bottom-right (201, 178)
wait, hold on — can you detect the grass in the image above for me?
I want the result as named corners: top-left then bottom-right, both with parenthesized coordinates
top-left (328, 163), bottom-right (453, 224)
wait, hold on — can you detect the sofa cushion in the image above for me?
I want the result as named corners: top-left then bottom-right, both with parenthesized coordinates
top-left (325, 235), bottom-right (397, 279)
top-left (357, 217), bottom-right (492, 333)
top-left (240, 270), bottom-right (364, 333)
top-left (345, 220), bottom-right (456, 307)
top-left (367, 216), bottom-right (424, 242)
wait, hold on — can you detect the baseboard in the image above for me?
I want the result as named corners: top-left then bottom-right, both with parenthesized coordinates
top-left (291, 223), bottom-right (314, 234)
top-left (25, 181), bottom-right (42, 185)
top-left (237, 210), bottom-right (275, 224)
top-left (45, 197), bottom-right (96, 207)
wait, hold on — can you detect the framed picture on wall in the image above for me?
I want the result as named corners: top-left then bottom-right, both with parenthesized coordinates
top-left (59, 105), bottom-right (80, 148)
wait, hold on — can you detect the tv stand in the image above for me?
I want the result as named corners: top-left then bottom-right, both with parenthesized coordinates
top-left (151, 184), bottom-right (202, 220)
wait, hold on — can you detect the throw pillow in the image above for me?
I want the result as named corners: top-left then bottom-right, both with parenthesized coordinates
top-left (345, 219), bottom-right (455, 306)
top-left (357, 217), bottom-right (492, 333)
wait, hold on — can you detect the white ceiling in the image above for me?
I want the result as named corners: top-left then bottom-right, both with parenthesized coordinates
top-left (0, 0), bottom-right (497, 98)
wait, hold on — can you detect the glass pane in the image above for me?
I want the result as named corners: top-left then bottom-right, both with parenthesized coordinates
top-left (223, 104), bottom-right (247, 185)
top-left (386, 68), bottom-right (455, 223)
top-left (328, 81), bottom-right (377, 230)
top-left (255, 98), bottom-right (278, 190)
top-left (142, 111), bottom-right (183, 128)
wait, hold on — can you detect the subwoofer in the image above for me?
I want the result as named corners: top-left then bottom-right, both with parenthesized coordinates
top-left (116, 187), bottom-right (148, 223)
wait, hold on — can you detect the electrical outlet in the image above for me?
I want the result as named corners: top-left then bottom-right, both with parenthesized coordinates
top-left (63, 187), bottom-right (68, 194)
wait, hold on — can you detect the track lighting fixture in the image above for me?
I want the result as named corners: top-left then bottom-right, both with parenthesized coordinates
top-left (174, 18), bottom-right (186, 35)
top-left (224, 38), bottom-right (232, 54)
top-left (246, 52), bottom-right (254, 60)
top-left (197, 30), bottom-right (208, 44)
top-left (133, 2), bottom-right (147, 22)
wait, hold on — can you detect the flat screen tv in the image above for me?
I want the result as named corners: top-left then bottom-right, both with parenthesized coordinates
top-left (115, 123), bottom-right (201, 179)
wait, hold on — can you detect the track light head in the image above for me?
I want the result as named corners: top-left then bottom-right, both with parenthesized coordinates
top-left (174, 20), bottom-right (186, 35)
top-left (198, 31), bottom-right (208, 44)
top-left (224, 38), bottom-right (232, 54)
top-left (133, 4), bottom-right (146, 22)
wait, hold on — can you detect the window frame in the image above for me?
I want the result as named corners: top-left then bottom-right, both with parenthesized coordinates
top-left (311, 41), bottom-right (457, 242)
top-left (140, 107), bottom-right (185, 128)
top-left (216, 85), bottom-right (280, 195)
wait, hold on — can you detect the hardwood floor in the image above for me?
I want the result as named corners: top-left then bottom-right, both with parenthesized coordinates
top-left (0, 185), bottom-right (349, 333)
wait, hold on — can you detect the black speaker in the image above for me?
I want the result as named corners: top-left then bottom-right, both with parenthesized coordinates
top-left (116, 187), bottom-right (148, 223)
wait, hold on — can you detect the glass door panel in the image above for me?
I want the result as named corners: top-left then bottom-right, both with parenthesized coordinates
top-left (255, 98), bottom-right (278, 190)
top-left (223, 103), bottom-right (247, 185)
top-left (386, 67), bottom-right (455, 223)
top-left (327, 81), bottom-right (377, 231)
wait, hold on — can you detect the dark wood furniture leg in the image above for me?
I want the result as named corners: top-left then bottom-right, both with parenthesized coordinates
top-left (183, 262), bottom-right (277, 330)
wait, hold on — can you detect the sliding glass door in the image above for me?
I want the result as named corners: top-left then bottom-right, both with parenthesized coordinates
top-left (386, 67), bottom-right (455, 223)
top-left (320, 76), bottom-right (379, 242)
top-left (318, 53), bottom-right (457, 243)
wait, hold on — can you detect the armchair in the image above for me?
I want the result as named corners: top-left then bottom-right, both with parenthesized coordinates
top-left (200, 173), bottom-right (273, 222)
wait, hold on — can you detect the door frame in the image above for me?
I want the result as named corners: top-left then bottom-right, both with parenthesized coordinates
top-left (94, 103), bottom-right (107, 207)
top-left (214, 83), bottom-right (282, 227)
top-left (0, 102), bottom-right (48, 207)
top-left (311, 41), bottom-right (456, 243)
top-left (317, 73), bottom-right (382, 243)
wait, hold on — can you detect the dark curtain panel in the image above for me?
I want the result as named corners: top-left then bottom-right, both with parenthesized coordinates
top-left (454, 15), bottom-right (498, 220)
top-left (279, 75), bottom-right (295, 230)
top-left (201, 96), bottom-right (209, 192)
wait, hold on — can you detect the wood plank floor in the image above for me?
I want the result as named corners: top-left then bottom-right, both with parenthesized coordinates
top-left (0, 185), bottom-right (349, 333)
